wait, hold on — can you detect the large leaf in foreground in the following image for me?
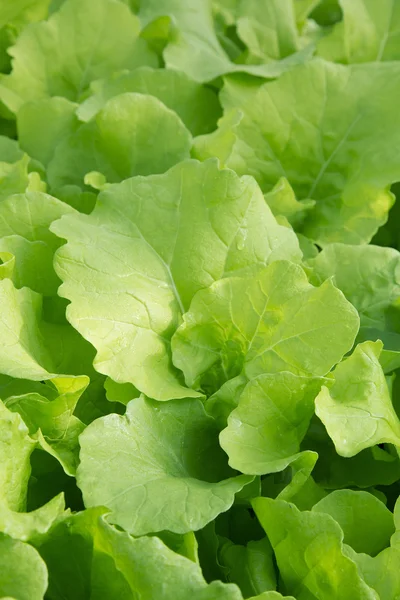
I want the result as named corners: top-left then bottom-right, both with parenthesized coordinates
top-left (0, 0), bottom-right (156, 112)
top-left (36, 508), bottom-right (243, 599)
top-left (77, 397), bottom-right (252, 535)
top-left (252, 497), bottom-right (377, 599)
top-left (172, 260), bottom-right (359, 394)
top-left (47, 93), bottom-right (192, 190)
top-left (315, 341), bottom-right (400, 456)
top-left (52, 159), bottom-right (300, 400)
top-left (194, 59), bottom-right (400, 244)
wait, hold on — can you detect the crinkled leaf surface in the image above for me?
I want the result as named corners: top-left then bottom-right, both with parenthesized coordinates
top-left (194, 59), bottom-right (400, 244)
top-left (47, 92), bottom-right (192, 190)
top-left (315, 341), bottom-right (400, 456)
top-left (78, 66), bottom-right (221, 136)
top-left (172, 260), bottom-right (358, 394)
top-left (52, 159), bottom-right (300, 399)
top-left (77, 397), bottom-right (252, 536)
top-left (0, 0), bottom-right (156, 112)
top-left (252, 497), bottom-right (377, 599)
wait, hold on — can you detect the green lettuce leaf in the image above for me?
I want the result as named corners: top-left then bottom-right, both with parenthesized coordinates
top-left (5, 375), bottom-right (88, 475)
top-left (47, 93), bottom-right (192, 190)
top-left (236, 0), bottom-right (299, 62)
top-left (303, 416), bottom-right (400, 488)
top-left (0, 0), bottom-right (156, 113)
top-left (17, 97), bottom-right (78, 168)
top-left (220, 374), bottom-right (324, 474)
top-left (315, 341), bottom-right (400, 456)
top-left (252, 497), bottom-right (378, 599)
top-left (0, 534), bottom-right (48, 600)
top-left (308, 243), bottom-right (400, 331)
top-left (139, 0), bottom-right (314, 83)
top-left (313, 490), bottom-right (395, 555)
top-left (77, 66), bottom-right (221, 136)
top-left (317, 0), bottom-right (400, 63)
top-left (193, 59), bottom-right (400, 244)
top-left (77, 396), bottom-right (252, 536)
top-left (0, 191), bottom-right (75, 296)
top-left (35, 508), bottom-right (244, 599)
top-left (172, 260), bottom-right (358, 394)
top-left (52, 159), bottom-right (300, 400)
top-left (218, 536), bottom-right (276, 597)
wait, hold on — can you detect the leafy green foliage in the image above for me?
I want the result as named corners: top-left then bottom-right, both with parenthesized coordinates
top-left (1, 0), bottom-right (400, 597)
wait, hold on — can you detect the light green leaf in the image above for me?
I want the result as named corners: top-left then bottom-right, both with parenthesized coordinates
top-left (36, 508), bottom-right (243, 599)
top-left (0, 399), bottom-right (64, 543)
top-left (139, 0), bottom-right (314, 83)
top-left (0, 153), bottom-right (30, 202)
top-left (252, 497), bottom-right (378, 599)
top-left (0, 534), bottom-right (48, 600)
top-left (48, 92), bottom-right (192, 190)
top-left (0, 191), bottom-right (75, 296)
top-left (0, 0), bottom-right (156, 113)
top-left (0, 400), bottom-right (35, 511)
top-left (0, 493), bottom-right (65, 543)
top-left (0, 279), bottom-right (53, 381)
top-left (0, 0), bottom-right (51, 30)
top-left (195, 59), bottom-right (400, 244)
top-left (249, 593), bottom-right (296, 600)
top-left (264, 177), bottom-right (315, 228)
top-left (218, 536), bottom-right (276, 597)
top-left (317, 0), bottom-right (400, 63)
top-left (275, 450), bottom-right (327, 510)
top-left (51, 159), bottom-right (300, 400)
top-left (77, 397), bottom-right (252, 536)
top-left (308, 243), bottom-right (400, 330)
top-left (205, 374), bottom-right (248, 427)
top-left (304, 416), bottom-right (400, 488)
top-left (220, 374), bottom-right (323, 474)
top-left (315, 341), bottom-right (400, 456)
top-left (350, 546), bottom-right (400, 600)
top-left (5, 375), bottom-right (88, 475)
top-left (104, 377), bottom-right (139, 406)
top-left (17, 97), bottom-right (79, 167)
top-left (295, 0), bottom-right (321, 23)
top-left (77, 66), bottom-right (221, 136)
top-left (172, 260), bottom-right (359, 394)
top-left (236, 0), bottom-right (299, 62)
top-left (313, 490), bottom-right (395, 555)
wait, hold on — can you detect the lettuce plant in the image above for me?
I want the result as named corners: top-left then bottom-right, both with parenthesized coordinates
top-left (0, 0), bottom-right (400, 598)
